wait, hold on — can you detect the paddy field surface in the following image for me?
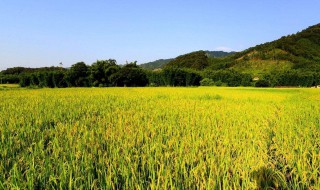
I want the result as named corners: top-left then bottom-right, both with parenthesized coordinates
top-left (0, 87), bottom-right (319, 189)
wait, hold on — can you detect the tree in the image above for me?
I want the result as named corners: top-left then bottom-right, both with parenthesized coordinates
top-left (161, 68), bottom-right (202, 86)
top-left (202, 69), bottom-right (252, 87)
top-left (110, 62), bottom-right (148, 87)
top-left (90, 59), bottom-right (118, 86)
top-left (255, 79), bottom-right (270, 87)
top-left (19, 74), bottom-right (31, 87)
top-left (146, 70), bottom-right (165, 86)
top-left (66, 62), bottom-right (89, 87)
top-left (52, 71), bottom-right (67, 88)
top-left (200, 78), bottom-right (215, 86)
top-left (0, 74), bottom-right (20, 84)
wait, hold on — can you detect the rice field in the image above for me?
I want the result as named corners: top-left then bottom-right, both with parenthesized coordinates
top-left (0, 84), bottom-right (20, 89)
top-left (0, 87), bottom-right (319, 189)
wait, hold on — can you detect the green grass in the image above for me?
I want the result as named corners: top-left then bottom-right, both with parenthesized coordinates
top-left (0, 87), bottom-right (319, 189)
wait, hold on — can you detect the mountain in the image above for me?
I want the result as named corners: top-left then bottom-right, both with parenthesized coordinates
top-left (139, 51), bottom-right (235, 70)
top-left (145, 24), bottom-right (320, 77)
top-left (165, 51), bottom-right (209, 70)
top-left (139, 59), bottom-right (173, 70)
top-left (205, 51), bottom-right (236, 58)
top-left (227, 23), bottom-right (320, 76)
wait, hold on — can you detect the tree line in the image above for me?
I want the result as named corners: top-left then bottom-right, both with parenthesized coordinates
top-left (1, 59), bottom-right (320, 88)
top-left (17, 60), bottom-right (149, 88)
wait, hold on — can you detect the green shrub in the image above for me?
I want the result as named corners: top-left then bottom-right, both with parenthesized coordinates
top-left (200, 78), bottom-right (215, 86)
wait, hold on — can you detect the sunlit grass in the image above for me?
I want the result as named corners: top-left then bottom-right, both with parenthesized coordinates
top-left (0, 84), bottom-right (19, 88)
top-left (0, 87), bottom-right (319, 189)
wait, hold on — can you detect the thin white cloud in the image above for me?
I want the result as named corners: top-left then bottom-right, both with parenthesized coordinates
top-left (214, 46), bottom-right (235, 52)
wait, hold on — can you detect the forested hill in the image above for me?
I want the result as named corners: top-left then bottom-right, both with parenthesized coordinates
top-left (139, 51), bottom-right (235, 70)
top-left (156, 24), bottom-right (320, 74)
top-left (205, 51), bottom-right (236, 58)
top-left (139, 59), bottom-right (173, 70)
top-left (229, 23), bottom-right (320, 73)
top-left (165, 51), bottom-right (209, 70)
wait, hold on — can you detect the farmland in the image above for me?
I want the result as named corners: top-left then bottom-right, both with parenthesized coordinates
top-left (0, 87), bottom-right (319, 189)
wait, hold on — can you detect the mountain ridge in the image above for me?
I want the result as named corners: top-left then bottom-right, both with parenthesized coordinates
top-left (139, 51), bottom-right (236, 70)
top-left (228, 23), bottom-right (320, 75)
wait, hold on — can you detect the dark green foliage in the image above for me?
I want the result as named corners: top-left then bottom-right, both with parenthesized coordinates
top-left (314, 73), bottom-right (320, 85)
top-left (162, 68), bottom-right (186, 86)
top-left (2, 60), bottom-right (204, 88)
top-left (275, 70), bottom-right (314, 87)
top-left (66, 62), bottom-right (90, 87)
top-left (162, 68), bottom-right (176, 86)
top-left (139, 59), bottom-right (173, 70)
top-left (1, 66), bottom-right (66, 75)
top-left (18, 71), bottom-right (67, 88)
top-left (29, 73), bottom-right (39, 86)
top-left (90, 59), bottom-right (119, 86)
top-left (0, 74), bottom-right (20, 84)
top-left (170, 69), bottom-right (186, 86)
top-left (145, 68), bottom-right (202, 86)
top-left (1, 66), bottom-right (66, 86)
top-left (203, 69), bottom-right (252, 87)
top-left (37, 72), bottom-right (49, 87)
top-left (52, 71), bottom-right (67, 88)
top-left (200, 78), bottom-right (215, 86)
top-left (3, 61), bottom-right (150, 88)
top-left (204, 51), bottom-right (236, 58)
top-left (146, 70), bottom-right (166, 86)
top-left (19, 74), bottom-right (31, 87)
top-left (139, 51), bottom-right (235, 70)
top-left (2, 67), bottom-right (27, 75)
top-left (261, 70), bottom-right (318, 87)
top-left (255, 79), bottom-right (270, 87)
top-left (162, 68), bottom-right (202, 86)
top-left (185, 69), bottom-right (202, 86)
top-left (207, 57), bottom-right (235, 70)
top-left (165, 51), bottom-right (209, 70)
top-left (110, 62), bottom-right (148, 87)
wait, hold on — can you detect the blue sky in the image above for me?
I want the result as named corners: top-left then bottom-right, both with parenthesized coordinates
top-left (1, 0), bottom-right (320, 70)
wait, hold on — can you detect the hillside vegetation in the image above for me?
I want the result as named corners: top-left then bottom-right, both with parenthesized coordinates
top-left (139, 51), bottom-right (235, 70)
top-left (161, 23), bottom-right (320, 86)
top-left (167, 24), bottom-right (320, 73)
top-left (139, 59), bottom-right (173, 70)
top-left (165, 51), bottom-right (209, 70)
top-left (231, 24), bottom-right (320, 73)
